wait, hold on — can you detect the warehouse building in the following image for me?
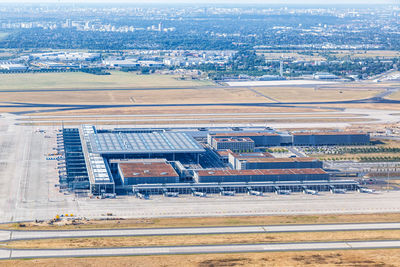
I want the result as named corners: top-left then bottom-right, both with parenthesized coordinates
top-left (229, 155), bottom-right (323, 170)
top-left (193, 168), bottom-right (329, 183)
top-left (208, 132), bottom-right (281, 147)
top-left (293, 132), bottom-right (370, 146)
top-left (117, 160), bottom-right (179, 186)
top-left (211, 137), bottom-right (255, 152)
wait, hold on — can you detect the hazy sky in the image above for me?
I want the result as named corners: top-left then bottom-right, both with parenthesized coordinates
top-left (1, 0), bottom-right (396, 4)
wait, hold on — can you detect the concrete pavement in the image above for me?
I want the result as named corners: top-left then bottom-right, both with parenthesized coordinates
top-left (2, 222), bottom-right (400, 242)
top-left (3, 240), bottom-right (400, 259)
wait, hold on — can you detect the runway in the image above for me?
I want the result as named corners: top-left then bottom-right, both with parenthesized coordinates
top-left (2, 240), bottom-right (400, 259)
top-left (6, 92), bottom-right (400, 115)
top-left (1, 222), bottom-right (400, 242)
top-left (21, 115), bottom-right (367, 124)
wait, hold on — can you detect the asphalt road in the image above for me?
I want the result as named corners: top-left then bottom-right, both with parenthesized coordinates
top-left (2, 240), bottom-right (400, 259)
top-left (2, 222), bottom-right (400, 242)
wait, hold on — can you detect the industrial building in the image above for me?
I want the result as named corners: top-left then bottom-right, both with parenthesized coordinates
top-left (292, 132), bottom-right (370, 146)
top-left (117, 159), bottom-right (179, 185)
top-left (211, 137), bottom-right (255, 152)
top-left (193, 168), bottom-right (329, 183)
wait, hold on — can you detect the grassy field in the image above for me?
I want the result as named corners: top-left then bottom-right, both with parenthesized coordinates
top-left (0, 87), bottom-right (266, 105)
top-left (314, 152), bottom-right (400, 161)
top-left (2, 213), bottom-right (400, 266)
top-left (0, 80), bottom-right (384, 119)
top-left (317, 102), bottom-right (400, 111)
top-left (22, 112), bottom-right (362, 126)
top-left (332, 50), bottom-right (400, 59)
top-left (12, 106), bottom-right (319, 117)
top-left (4, 230), bottom-right (400, 249)
top-left (253, 87), bottom-right (381, 102)
top-left (386, 90), bottom-right (400, 101)
top-left (0, 71), bottom-right (214, 90)
top-left (321, 81), bottom-right (400, 89)
top-left (256, 51), bottom-right (325, 61)
top-left (3, 213), bottom-right (400, 231)
top-left (0, 87), bottom-right (380, 107)
top-left (309, 140), bottom-right (400, 160)
top-left (255, 49), bottom-right (400, 62)
top-left (0, 249), bottom-right (399, 266)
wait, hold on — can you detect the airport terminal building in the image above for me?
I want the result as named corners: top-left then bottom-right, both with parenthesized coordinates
top-left (208, 132), bottom-right (282, 147)
top-left (229, 155), bottom-right (323, 170)
top-left (193, 168), bottom-right (329, 183)
top-left (117, 160), bottom-right (180, 185)
top-left (292, 132), bottom-right (370, 146)
top-left (208, 131), bottom-right (370, 147)
top-left (57, 125), bottom-right (367, 196)
top-left (211, 137), bottom-right (255, 152)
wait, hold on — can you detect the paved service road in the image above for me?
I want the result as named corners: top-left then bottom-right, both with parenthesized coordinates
top-left (2, 222), bottom-right (400, 242)
top-left (2, 240), bottom-right (400, 259)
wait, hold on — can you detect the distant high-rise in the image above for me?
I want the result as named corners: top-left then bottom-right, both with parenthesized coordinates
top-left (65, 19), bottom-right (72, 28)
top-left (279, 61), bottom-right (284, 77)
top-left (158, 22), bottom-right (163, 32)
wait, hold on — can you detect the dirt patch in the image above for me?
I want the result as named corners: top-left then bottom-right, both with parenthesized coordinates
top-left (291, 252), bottom-right (392, 266)
top-left (3, 213), bottom-right (400, 231)
top-left (199, 257), bottom-right (252, 267)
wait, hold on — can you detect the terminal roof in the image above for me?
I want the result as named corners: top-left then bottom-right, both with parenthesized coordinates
top-left (196, 168), bottom-right (326, 176)
top-left (89, 132), bottom-right (205, 154)
top-left (213, 137), bottom-right (254, 142)
top-left (211, 132), bottom-right (279, 137)
top-left (236, 157), bottom-right (320, 163)
top-left (119, 162), bottom-right (179, 178)
top-left (292, 131), bottom-right (367, 136)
